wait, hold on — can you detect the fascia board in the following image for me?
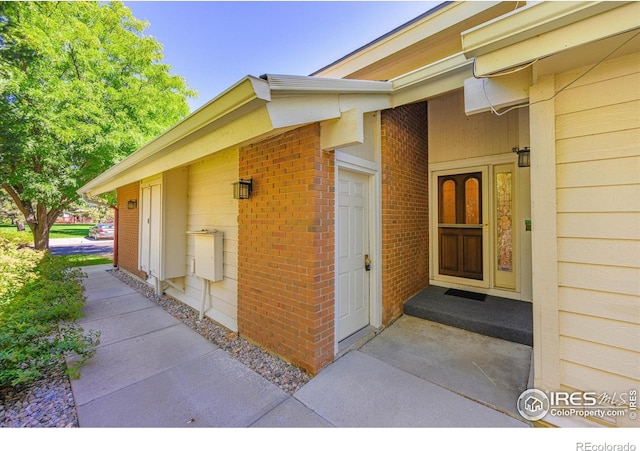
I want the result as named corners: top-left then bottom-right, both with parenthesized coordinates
top-left (462, 1), bottom-right (629, 59)
top-left (82, 106), bottom-right (274, 196)
top-left (266, 74), bottom-right (393, 94)
top-left (390, 52), bottom-right (473, 106)
top-left (471, 2), bottom-right (640, 76)
top-left (391, 52), bottom-right (472, 90)
top-left (312, 1), bottom-right (502, 79)
top-left (78, 76), bottom-right (270, 196)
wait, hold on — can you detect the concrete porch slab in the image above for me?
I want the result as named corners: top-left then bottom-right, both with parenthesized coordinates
top-left (294, 350), bottom-right (528, 427)
top-left (360, 315), bottom-right (531, 418)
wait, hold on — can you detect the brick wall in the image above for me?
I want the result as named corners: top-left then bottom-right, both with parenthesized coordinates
top-left (116, 182), bottom-right (145, 279)
top-left (380, 102), bottom-right (429, 324)
top-left (237, 124), bottom-right (335, 375)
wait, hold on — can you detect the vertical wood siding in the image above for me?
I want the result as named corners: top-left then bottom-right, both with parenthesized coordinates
top-left (428, 90), bottom-right (520, 163)
top-left (165, 148), bottom-right (239, 331)
top-left (554, 52), bottom-right (640, 423)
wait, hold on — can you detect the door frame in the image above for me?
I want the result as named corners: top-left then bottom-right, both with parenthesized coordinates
top-left (430, 153), bottom-right (520, 294)
top-left (334, 152), bottom-right (382, 354)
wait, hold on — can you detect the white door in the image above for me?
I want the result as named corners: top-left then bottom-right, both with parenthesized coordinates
top-left (140, 183), bottom-right (161, 277)
top-left (337, 170), bottom-right (370, 341)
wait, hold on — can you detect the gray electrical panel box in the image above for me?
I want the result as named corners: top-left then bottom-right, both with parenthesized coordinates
top-left (188, 230), bottom-right (224, 282)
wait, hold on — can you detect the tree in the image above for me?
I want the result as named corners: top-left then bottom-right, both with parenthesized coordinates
top-left (0, 2), bottom-right (195, 249)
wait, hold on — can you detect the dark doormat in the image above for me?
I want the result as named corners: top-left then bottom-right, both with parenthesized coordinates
top-left (445, 288), bottom-right (486, 302)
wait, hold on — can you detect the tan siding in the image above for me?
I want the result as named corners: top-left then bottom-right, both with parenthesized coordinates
top-left (554, 72), bottom-right (640, 115)
top-left (557, 212), bottom-right (640, 240)
top-left (558, 238), bottom-right (640, 268)
top-left (559, 262), bottom-right (639, 298)
top-left (165, 148), bottom-right (239, 331)
top-left (559, 311), bottom-right (639, 352)
top-left (428, 90), bottom-right (520, 163)
top-left (554, 51), bottom-right (640, 399)
top-left (559, 287), bottom-right (640, 324)
top-left (556, 128), bottom-right (640, 164)
top-left (556, 100), bottom-right (640, 140)
top-left (557, 185), bottom-right (640, 213)
top-left (559, 336), bottom-right (639, 381)
top-left (556, 156), bottom-right (640, 187)
top-left (561, 361), bottom-right (639, 395)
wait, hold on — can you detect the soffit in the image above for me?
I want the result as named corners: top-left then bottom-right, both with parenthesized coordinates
top-left (319, 2), bottom-right (519, 81)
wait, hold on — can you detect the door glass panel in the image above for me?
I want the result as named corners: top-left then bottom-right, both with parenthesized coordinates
top-left (442, 180), bottom-right (456, 224)
top-left (496, 171), bottom-right (513, 272)
top-left (465, 177), bottom-right (480, 224)
top-left (437, 171), bottom-right (484, 281)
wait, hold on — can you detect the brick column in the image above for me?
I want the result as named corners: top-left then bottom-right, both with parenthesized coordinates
top-left (237, 124), bottom-right (335, 375)
top-left (116, 182), bottom-right (146, 279)
top-left (380, 102), bottom-right (429, 324)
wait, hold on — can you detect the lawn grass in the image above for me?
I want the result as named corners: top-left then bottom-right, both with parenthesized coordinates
top-left (60, 254), bottom-right (113, 267)
top-left (49, 224), bottom-right (95, 239)
top-left (0, 223), bottom-right (111, 267)
top-left (0, 223), bottom-right (95, 240)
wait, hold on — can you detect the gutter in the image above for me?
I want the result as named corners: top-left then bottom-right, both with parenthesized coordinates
top-left (462, 1), bottom-right (637, 76)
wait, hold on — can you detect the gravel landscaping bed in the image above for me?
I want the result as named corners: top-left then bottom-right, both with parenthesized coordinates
top-left (1, 267), bottom-right (311, 428)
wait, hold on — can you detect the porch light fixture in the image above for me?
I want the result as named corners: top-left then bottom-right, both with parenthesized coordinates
top-left (513, 147), bottom-right (530, 168)
top-left (232, 178), bottom-right (253, 199)
top-left (127, 199), bottom-right (137, 209)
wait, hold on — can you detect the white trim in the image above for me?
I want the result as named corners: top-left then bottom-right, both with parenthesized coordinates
top-left (265, 74), bottom-right (392, 94)
top-left (429, 152), bottom-right (516, 172)
top-left (333, 135), bottom-right (382, 355)
top-left (529, 74), bottom-right (561, 391)
top-left (462, 2), bottom-right (624, 59)
top-left (464, 2), bottom-right (640, 76)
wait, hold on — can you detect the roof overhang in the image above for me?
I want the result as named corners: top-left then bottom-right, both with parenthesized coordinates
top-left (78, 76), bottom-right (392, 196)
top-left (463, 1), bottom-right (640, 76)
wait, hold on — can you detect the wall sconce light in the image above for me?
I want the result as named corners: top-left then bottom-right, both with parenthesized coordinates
top-left (232, 178), bottom-right (253, 199)
top-left (512, 147), bottom-right (531, 168)
top-left (127, 199), bottom-right (137, 210)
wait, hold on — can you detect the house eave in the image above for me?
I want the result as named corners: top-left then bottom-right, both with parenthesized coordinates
top-left (78, 75), bottom-right (393, 197)
top-left (311, 1), bottom-right (503, 79)
top-left (78, 76), bottom-right (271, 196)
top-left (463, 1), bottom-right (639, 76)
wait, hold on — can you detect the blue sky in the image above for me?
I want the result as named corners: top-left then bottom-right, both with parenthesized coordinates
top-left (124, 1), bottom-right (443, 112)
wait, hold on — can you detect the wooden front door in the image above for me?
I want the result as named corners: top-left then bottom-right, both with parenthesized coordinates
top-left (438, 172), bottom-right (483, 280)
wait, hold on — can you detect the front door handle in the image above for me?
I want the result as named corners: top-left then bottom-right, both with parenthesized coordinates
top-left (364, 254), bottom-right (371, 271)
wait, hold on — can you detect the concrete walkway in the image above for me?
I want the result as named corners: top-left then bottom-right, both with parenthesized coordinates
top-left (69, 264), bottom-right (530, 427)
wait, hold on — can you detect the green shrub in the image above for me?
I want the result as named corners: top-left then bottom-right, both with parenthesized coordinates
top-left (0, 240), bottom-right (99, 387)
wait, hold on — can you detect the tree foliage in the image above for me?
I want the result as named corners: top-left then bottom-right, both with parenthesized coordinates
top-left (0, 1), bottom-right (195, 249)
